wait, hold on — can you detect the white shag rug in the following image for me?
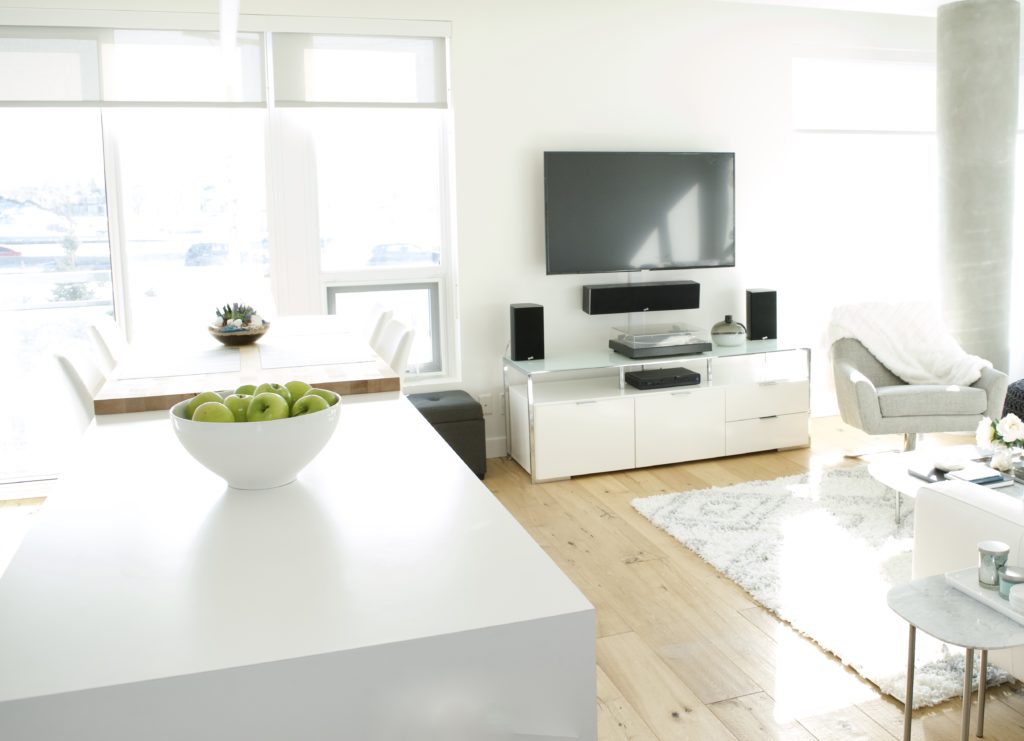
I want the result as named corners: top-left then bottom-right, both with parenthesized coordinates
top-left (632, 465), bottom-right (1009, 709)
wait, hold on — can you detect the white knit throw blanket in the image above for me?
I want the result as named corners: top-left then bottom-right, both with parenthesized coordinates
top-left (828, 302), bottom-right (990, 386)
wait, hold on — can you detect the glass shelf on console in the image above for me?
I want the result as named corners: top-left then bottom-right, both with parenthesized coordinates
top-left (503, 339), bottom-right (792, 378)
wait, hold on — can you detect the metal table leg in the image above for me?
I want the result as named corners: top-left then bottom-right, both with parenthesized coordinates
top-left (962, 648), bottom-right (974, 741)
top-left (978, 649), bottom-right (987, 738)
top-left (903, 624), bottom-right (915, 741)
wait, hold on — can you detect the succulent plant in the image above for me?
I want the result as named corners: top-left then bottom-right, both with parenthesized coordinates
top-left (216, 303), bottom-right (256, 324)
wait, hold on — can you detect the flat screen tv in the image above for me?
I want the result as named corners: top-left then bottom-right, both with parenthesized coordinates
top-left (544, 151), bottom-right (735, 275)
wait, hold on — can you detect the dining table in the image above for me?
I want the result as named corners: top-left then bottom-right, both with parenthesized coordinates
top-left (92, 315), bottom-right (400, 415)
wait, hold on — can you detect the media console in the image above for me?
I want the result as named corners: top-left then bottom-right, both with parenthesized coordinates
top-left (503, 340), bottom-right (810, 483)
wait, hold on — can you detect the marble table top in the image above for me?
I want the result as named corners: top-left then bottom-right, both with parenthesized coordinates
top-left (888, 575), bottom-right (1024, 649)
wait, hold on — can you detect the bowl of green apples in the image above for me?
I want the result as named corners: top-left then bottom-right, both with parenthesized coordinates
top-left (170, 380), bottom-right (340, 490)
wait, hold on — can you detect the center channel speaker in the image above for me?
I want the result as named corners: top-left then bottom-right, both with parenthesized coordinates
top-left (510, 303), bottom-right (544, 361)
top-left (582, 280), bottom-right (700, 315)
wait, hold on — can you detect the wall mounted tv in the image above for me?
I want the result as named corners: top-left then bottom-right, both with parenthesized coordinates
top-left (544, 151), bottom-right (736, 275)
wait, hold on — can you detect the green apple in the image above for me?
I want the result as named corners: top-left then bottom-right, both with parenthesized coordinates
top-left (235, 384), bottom-right (257, 396)
top-left (284, 380), bottom-right (312, 407)
top-left (223, 394), bottom-right (252, 422)
top-left (185, 391), bottom-right (224, 420)
top-left (247, 391), bottom-right (290, 422)
top-left (192, 401), bottom-right (235, 423)
top-left (305, 388), bottom-right (340, 406)
top-left (291, 394), bottom-right (330, 417)
top-left (254, 382), bottom-right (292, 409)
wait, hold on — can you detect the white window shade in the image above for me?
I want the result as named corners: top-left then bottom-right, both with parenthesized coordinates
top-left (272, 33), bottom-right (447, 106)
top-left (0, 27), bottom-right (264, 104)
top-left (0, 30), bottom-right (100, 101)
top-left (792, 57), bottom-right (935, 132)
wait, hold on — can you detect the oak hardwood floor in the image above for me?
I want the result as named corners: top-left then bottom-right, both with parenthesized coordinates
top-left (483, 417), bottom-right (1024, 740)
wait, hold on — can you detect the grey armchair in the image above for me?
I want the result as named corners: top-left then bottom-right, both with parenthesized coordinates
top-left (830, 337), bottom-right (1008, 451)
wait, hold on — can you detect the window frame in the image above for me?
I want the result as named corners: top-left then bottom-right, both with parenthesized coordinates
top-left (0, 9), bottom-right (459, 382)
top-left (325, 280), bottom-right (444, 374)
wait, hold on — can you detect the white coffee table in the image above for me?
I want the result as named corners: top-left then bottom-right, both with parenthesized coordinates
top-left (867, 444), bottom-right (989, 522)
top-left (888, 575), bottom-right (1024, 741)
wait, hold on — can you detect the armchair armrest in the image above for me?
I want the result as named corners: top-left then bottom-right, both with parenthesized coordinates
top-left (973, 366), bottom-right (1009, 419)
top-left (832, 360), bottom-right (883, 430)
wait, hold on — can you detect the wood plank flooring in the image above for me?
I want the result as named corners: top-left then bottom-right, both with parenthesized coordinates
top-left (483, 417), bottom-right (1024, 740)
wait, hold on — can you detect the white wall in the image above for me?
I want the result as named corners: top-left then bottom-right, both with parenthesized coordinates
top-left (428, 0), bottom-right (934, 454)
top-left (2, 0), bottom-right (937, 455)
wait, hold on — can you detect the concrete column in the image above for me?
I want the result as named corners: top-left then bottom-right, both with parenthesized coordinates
top-left (937, 0), bottom-right (1019, 371)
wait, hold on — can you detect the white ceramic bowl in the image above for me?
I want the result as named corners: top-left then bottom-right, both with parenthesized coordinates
top-left (170, 390), bottom-right (341, 490)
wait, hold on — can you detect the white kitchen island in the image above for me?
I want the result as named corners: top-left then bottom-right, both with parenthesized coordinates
top-left (0, 396), bottom-right (595, 740)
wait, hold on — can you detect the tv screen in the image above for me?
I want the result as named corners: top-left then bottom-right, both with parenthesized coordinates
top-left (544, 151), bottom-right (735, 275)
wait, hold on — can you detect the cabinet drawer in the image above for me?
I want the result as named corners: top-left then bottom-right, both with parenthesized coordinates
top-left (635, 387), bottom-right (725, 467)
top-left (725, 380), bottom-right (808, 422)
top-left (725, 413), bottom-right (809, 456)
top-left (712, 350), bottom-right (808, 386)
top-left (534, 397), bottom-right (635, 480)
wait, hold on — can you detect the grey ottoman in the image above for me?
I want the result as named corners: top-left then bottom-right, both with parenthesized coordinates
top-left (408, 390), bottom-right (486, 479)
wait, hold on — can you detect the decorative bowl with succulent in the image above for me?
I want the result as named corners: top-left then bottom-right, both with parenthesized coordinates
top-left (208, 303), bottom-right (269, 346)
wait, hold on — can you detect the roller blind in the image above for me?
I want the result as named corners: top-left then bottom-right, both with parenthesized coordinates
top-left (0, 27), bottom-right (264, 104)
top-left (792, 57), bottom-right (935, 132)
top-left (271, 34), bottom-right (447, 107)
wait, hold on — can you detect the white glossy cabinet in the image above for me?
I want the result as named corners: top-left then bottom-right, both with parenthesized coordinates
top-left (635, 387), bottom-right (725, 467)
top-left (534, 397), bottom-right (635, 480)
top-left (505, 342), bottom-right (810, 482)
top-left (725, 379), bottom-right (810, 455)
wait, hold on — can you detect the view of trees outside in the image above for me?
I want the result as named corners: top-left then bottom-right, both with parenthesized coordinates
top-left (0, 107), bottom-right (271, 482)
top-left (0, 109), bottom-right (113, 481)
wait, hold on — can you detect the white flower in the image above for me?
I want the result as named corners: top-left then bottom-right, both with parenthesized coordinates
top-left (249, 314), bottom-right (264, 327)
top-left (992, 447), bottom-right (1015, 472)
top-left (977, 417), bottom-right (996, 448)
top-left (997, 413), bottom-right (1024, 444)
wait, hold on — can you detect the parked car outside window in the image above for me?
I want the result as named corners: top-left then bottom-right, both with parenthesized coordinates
top-left (367, 243), bottom-right (440, 266)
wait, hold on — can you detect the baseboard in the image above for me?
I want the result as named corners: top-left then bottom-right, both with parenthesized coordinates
top-left (486, 436), bottom-right (507, 460)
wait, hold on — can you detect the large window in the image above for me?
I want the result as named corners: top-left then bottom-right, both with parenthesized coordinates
top-left (110, 108), bottom-right (271, 336)
top-left (787, 55), bottom-right (938, 413)
top-left (0, 18), bottom-right (455, 483)
top-left (280, 32), bottom-right (453, 376)
top-left (0, 108), bottom-right (113, 481)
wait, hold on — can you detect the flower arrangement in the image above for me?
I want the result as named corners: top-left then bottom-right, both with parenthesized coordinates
top-left (212, 303), bottom-right (264, 332)
top-left (976, 413), bottom-right (1024, 471)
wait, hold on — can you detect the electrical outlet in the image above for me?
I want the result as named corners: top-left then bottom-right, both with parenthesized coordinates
top-left (480, 393), bottom-right (493, 415)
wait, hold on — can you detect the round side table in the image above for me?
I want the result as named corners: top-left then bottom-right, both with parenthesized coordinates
top-left (887, 575), bottom-right (1024, 741)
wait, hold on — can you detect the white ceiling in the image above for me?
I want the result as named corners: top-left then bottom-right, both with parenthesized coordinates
top-left (716, 0), bottom-right (943, 17)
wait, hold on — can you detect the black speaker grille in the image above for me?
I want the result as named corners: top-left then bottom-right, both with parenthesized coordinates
top-left (510, 304), bottom-right (544, 360)
top-left (582, 281), bottom-right (700, 315)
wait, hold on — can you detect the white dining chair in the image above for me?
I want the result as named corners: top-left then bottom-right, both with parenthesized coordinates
top-left (374, 319), bottom-right (415, 379)
top-left (368, 308), bottom-right (393, 349)
top-left (53, 343), bottom-right (106, 432)
top-left (87, 316), bottom-right (126, 376)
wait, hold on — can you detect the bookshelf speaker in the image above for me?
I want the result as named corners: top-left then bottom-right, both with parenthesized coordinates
top-left (510, 304), bottom-right (544, 361)
top-left (746, 289), bottom-right (777, 340)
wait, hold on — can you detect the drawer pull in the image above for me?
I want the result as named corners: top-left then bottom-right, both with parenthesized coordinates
top-left (759, 380), bottom-right (781, 386)
top-left (670, 391), bottom-right (691, 396)
top-left (575, 400), bottom-right (597, 406)
top-left (759, 415), bottom-right (778, 421)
